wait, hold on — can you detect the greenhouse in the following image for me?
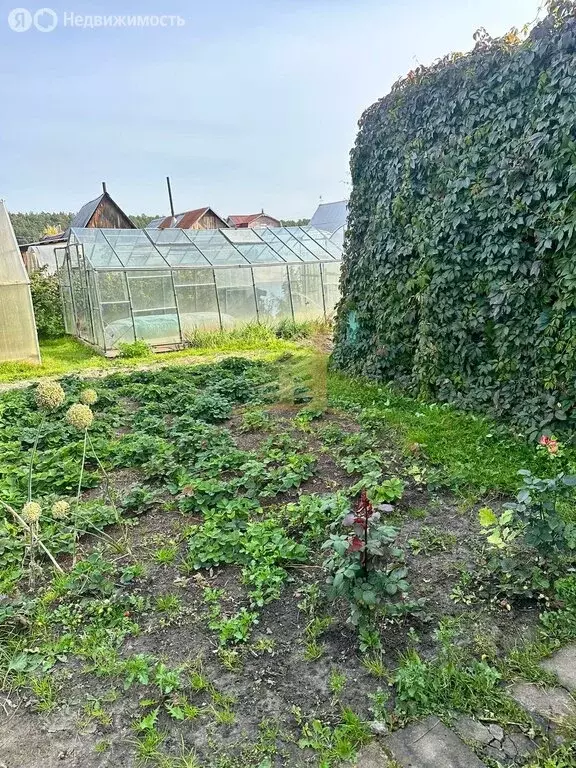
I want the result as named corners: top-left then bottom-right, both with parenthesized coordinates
top-left (56, 226), bottom-right (342, 354)
top-left (0, 201), bottom-right (41, 363)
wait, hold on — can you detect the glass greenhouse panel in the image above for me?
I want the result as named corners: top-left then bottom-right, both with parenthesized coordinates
top-left (60, 286), bottom-right (75, 334)
top-left (102, 299), bottom-right (135, 350)
top-left (87, 271), bottom-right (105, 350)
top-left (301, 228), bottom-right (342, 259)
top-left (102, 230), bottom-right (167, 268)
top-left (270, 228), bottom-right (319, 261)
top-left (257, 229), bottom-right (304, 262)
top-left (72, 229), bottom-right (123, 268)
top-left (185, 230), bottom-right (245, 265)
top-left (174, 268), bottom-right (221, 333)
top-left (215, 269), bottom-right (257, 323)
top-left (322, 262), bottom-right (341, 317)
top-left (98, 271), bottom-right (130, 304)
top-left (69, 259), bottom-right (95, 343)
top-left (252, 266), bottom-right (292, 321)
top-left (127, 271), bottom-right (176, 314)
top-left (147, 228), bottom-right (209, 267)
top-left (289, 264), bottom-right (325, 320)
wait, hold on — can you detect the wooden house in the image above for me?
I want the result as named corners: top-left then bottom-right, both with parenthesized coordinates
top-left (148, 207), bottom-right (229, 230)
top-left (227, 211), bottom-right (281, 229)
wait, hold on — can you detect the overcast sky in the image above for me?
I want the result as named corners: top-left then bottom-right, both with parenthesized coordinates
top-left (0, 0), bottom-right (543, 218)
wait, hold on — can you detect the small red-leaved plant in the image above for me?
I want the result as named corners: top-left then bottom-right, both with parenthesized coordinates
top-left (322, 483), bottom-right (413, 630)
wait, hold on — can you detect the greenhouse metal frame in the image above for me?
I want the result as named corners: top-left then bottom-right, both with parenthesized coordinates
top-left (56, 226), bottom-right (342, 355)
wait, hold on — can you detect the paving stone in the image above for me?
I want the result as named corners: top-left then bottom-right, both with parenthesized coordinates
top-left (484, 745), bottom-right (506, 762)
top-left (488, 724), bottom-right (504, 742)
top-left (508, 731), bottom-right (537, 757)
top-left (540, 645), bottom-right (576, 692)
top-left (509, 683), bottom-right (575, 725)
top-left (500, 732), bottom-right (537, 759)
top-left (454, 716), bottom-right (493, 746)
top-left (386, 716), bottom-right (488, 767)
top-left (353, 742), bottom-right (390, 767)
top-left (369, 720), bottom-right (390, 736)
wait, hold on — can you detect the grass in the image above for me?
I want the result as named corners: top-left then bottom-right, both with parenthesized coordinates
top-left (0, 331), bottom-right (298, 384)
top-left (327, 371), bottom-right (550, 494)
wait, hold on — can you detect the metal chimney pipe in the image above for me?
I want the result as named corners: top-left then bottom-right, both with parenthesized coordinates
top-left (166, 176), bottom-right (175, 219)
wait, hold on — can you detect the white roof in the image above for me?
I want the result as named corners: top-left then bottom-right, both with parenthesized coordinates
top-left (309, 200), bottom-right (348, 234)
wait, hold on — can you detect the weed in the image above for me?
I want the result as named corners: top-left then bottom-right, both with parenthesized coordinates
top-left (362, 653), bottom-right (389, 679)
top-left (155, 594), bottom-right (182, 615)
top-left (368, 687), bottom-right (390, 720)
top-left (295, 707), bottom-right (370, 766)
top-left (154, 546), bottom-right (178, 565)
top-left (329, 670), bottom-right (346, 697)
top-left (210, 704), bottom-right (236, 725)
top-left (408, 526), bottom-right (457, 556)
top-left (29, 674), bottom-right (59, 712)
top-left (252, 637), bottom-right (276, 655)
top-left (218, 648), bottom-right (243, 671)
top-left (134, 727), bottom-right (165, 764)
top-left (118, 340), bottom-right (152, 359)
top-left (303, 641), bottom-right (325, 661)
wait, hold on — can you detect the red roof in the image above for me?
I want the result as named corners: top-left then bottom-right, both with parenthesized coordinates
top-left (228, 213), bottom-right (281, 227)
top-left (158, 207), bottom-right (211, 229)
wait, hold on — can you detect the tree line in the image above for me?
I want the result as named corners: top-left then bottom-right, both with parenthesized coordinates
top-left (10, 212), bottom-right (311, 244)
top-left (9, 212), bottom-right (160, 244)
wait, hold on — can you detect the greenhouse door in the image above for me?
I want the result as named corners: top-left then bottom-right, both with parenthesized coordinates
top-left (67, 244), bottom-right (96, 345)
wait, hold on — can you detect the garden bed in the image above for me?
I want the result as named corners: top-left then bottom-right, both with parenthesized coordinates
top-left (0, 355), bottom-right (574, 767)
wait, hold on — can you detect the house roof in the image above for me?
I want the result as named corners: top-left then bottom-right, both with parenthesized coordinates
top-left (228, 213), bottom-right (280, 227)
top-left (309, 200), bottom-right (348, 234)
top-left (70, 194), bottom-right (105, 229)
top-left (149, 206), bottom-right (227, 230)
top-left (38, 191), bottom-right (135, 244)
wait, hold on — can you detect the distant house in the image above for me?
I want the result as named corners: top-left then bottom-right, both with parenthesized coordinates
top-left (21, 187), bottom-right (135, 274)
top-left (227, 211), bottom-right (281, 229)
top-left (147, 207), bottom-right (229, 230)
top-left (309, 200), bottom-right (348, 246)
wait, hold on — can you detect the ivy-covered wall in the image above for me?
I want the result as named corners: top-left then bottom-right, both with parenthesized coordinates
top-left (332, 1), bottom-right (576, 440)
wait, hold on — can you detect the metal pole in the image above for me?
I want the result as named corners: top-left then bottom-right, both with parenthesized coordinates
top-left (212, 269), bottom-right (223, 331)
top-left (123, 271), bottom-right (138, 344)
top-left (167, 176), bottom-right (175, 219)
top-left (319, 263), bottom-right (327, 321)
top-left (251, 268), bottom-right (260, 323)
top-left (285, 265), bottom-right (295, 322)
top-left (170, 270), bottom-right (184, 345)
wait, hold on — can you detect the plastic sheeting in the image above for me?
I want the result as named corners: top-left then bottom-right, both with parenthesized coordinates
top-left (0, 202), bottom-right (41, 363)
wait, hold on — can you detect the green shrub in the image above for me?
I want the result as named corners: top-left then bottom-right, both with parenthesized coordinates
top-left (275, 319), bottom-right (312, 340)
top-left (117, 340), bottom-right (151, 358)
top-left (332, 3), bottom-right (576, 439)
top-left (30, 268), bottom-right (65, 338)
